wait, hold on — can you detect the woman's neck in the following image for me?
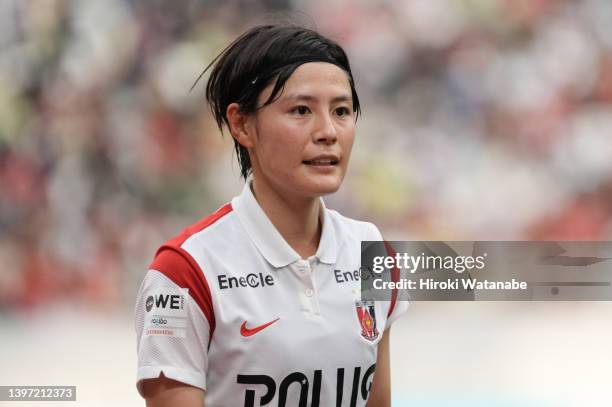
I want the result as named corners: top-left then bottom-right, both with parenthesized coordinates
top-left (251, 178), bottom-right (321, 260)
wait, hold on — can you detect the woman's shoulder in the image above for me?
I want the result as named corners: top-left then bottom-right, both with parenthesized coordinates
top-left (145, 202), bottom-right (239, 282)
top-left (325, 207), bottom-right (383, 241)
top-left (153, 202), bottom-right (239, 258)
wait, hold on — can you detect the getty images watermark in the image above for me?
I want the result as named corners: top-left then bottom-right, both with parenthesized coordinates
top-left (360, 241), bottom-right (612, 301)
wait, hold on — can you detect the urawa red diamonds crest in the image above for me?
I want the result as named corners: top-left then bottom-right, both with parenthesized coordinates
top-left (355, 299), bottom-right (379, 341)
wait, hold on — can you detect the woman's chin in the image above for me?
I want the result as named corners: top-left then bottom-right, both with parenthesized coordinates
top-left (300, 176), bottom-right (343, 197)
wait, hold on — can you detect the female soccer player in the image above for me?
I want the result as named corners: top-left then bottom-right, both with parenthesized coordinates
top-left (135, 24), bottom-right (407, 407)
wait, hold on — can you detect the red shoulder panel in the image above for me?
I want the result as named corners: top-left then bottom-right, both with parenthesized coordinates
top-left (383, 240), bottom-right (400, 318)
top-left (149, 203), bottom-right (233, 341)
top-left (162, 203), bottom-right (233, 249)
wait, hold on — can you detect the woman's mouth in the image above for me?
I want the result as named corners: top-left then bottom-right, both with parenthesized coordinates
top-left (302, 158), bottom-right (339, 166)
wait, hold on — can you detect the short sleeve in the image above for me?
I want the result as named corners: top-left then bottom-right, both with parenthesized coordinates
top-left (134, 249), bottom-right (213, 396)
top-left (365, 222), bottom-right (410, 330)
top-left (385, 297), bottom-right (409, 329)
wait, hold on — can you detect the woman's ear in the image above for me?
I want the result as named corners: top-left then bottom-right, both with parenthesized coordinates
top-left (226, 103), bottom-right (255, 149)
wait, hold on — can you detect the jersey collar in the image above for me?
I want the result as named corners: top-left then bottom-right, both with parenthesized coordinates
top-left (232, 182), bottom-right (337, 269)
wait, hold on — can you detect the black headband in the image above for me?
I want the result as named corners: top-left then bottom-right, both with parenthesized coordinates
top-left (249, 55), bottom-right (350, 86)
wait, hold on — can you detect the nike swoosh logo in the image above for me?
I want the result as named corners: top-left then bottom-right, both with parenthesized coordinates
top-left (240, 318), bottom-right (280, 337)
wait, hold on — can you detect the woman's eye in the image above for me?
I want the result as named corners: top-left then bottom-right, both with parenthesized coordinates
top-left (291, 106), bottom-right (310, 115)
top-left (335, 107), bottom-right (351, 117)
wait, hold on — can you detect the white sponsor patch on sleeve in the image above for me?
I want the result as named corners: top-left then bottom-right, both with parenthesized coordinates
top-left (145, 315), bottom-right (187, 338)
top-left (143, 287), bottom-right (189, 318)
top-left (144, 325), bottom-right (187, 338)
top-left (147, 316), bottom-right (188, 328)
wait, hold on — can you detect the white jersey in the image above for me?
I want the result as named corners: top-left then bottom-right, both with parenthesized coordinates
top-left (135, 183), bottom-right (408, 406)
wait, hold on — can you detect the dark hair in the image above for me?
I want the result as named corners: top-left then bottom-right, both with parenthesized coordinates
top-left (200, 24), bottom-right (361, 180)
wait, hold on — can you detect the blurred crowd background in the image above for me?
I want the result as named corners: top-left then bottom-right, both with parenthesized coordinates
top-left (1, 1), bottom-right (612, 406)
top-left (3, 0), bottom-right (612, 310)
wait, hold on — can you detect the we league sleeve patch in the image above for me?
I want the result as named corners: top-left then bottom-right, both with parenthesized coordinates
top-left (144, 287), bottom-right (189, 338)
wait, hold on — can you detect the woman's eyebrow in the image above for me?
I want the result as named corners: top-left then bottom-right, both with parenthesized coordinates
top-left (282, 93), bottom-right (353, 103)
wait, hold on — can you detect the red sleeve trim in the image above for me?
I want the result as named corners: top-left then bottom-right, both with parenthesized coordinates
top-left (383, 241), bottom-right (400, 318)
top-left (147, 203), bottom-right (233, 342)
top-left (164, 203), bottom-right (233, 248)
top-left (150, 247), bottom-right (216, 341)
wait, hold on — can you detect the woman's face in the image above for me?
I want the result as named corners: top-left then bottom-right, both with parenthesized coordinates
top-left (246, 62), bottom-right (356, 200)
